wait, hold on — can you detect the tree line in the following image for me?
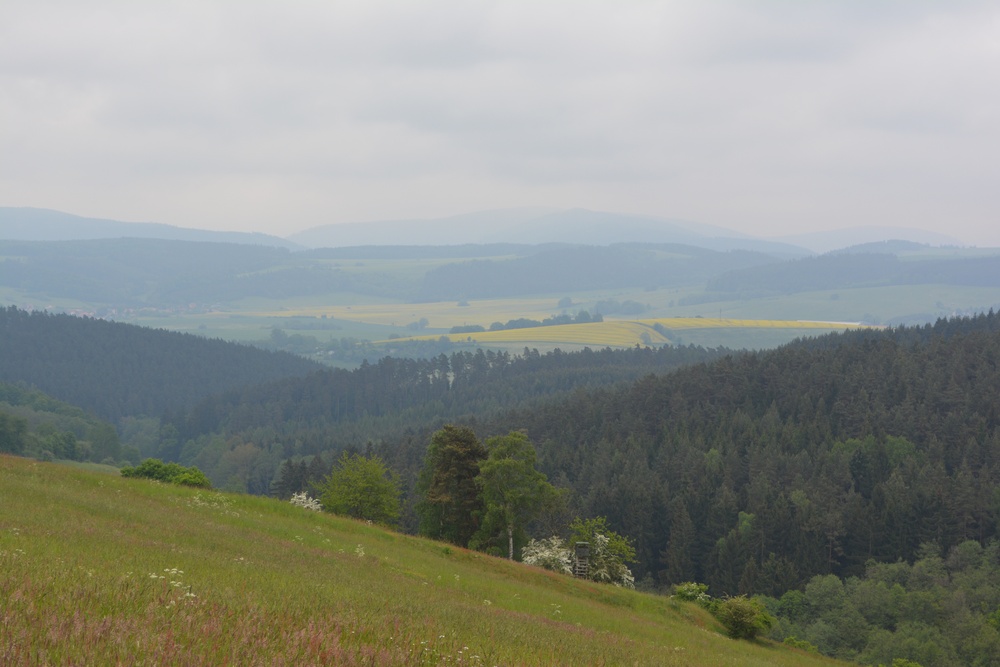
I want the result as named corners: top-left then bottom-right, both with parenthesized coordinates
top-left (0, 382), bottom-right (129, 463)
top-left (282, 424), bottom-right (637, 588)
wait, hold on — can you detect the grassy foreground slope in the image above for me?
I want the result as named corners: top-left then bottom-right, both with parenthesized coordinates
top-left (0, 456), bottom-right (840, 666)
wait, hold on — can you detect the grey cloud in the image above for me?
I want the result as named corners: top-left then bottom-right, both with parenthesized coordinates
top-left (1, 0), bottom-right (999, 244)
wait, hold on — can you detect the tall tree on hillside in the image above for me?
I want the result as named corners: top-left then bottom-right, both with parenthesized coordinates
top-left (306, 453), bottom-right (330, 489)
top-left (271, 458), bottom-right (308, 499)
top-left (472, 431), bottom-right (565, 559)
top-left (416, 425), bottom-right (487, 546)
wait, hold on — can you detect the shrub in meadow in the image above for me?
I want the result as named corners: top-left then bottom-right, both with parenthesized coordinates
top-left (120, 458), bottom-right (212, 488)
top-left (715, 595), bottom-right (774, 640)
top-left (289, 491), bottom-right (322, 511)
top-left (783, 636), bottom-right (820, 653)
top-left (673, 582), bottom-right (711, 605)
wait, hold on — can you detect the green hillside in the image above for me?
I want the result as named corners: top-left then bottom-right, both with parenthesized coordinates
top-left (0, 455), bottom-right (840, 666)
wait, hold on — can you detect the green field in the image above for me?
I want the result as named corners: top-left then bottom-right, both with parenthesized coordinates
top-left (0, 455), bottom-right (843, 665)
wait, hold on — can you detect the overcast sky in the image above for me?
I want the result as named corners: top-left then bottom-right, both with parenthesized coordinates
top-left (2, 1), bottom-right (999, 244)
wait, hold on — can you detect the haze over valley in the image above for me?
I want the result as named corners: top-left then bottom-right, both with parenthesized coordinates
top-left (4, 1), bottom-right (1000, 664)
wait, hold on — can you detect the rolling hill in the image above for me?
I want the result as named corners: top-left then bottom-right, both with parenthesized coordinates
top-left (0, 207), bottom-right (300, 248)
top-left (0, 306), bottom-right (322, 421)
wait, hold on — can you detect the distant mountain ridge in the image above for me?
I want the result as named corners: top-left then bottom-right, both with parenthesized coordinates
top-left (0, 207), bottom-right (302, 249)
top-left (290, 207), bottom-right (813, 257)
top-left (772, 226), bottom-right (962, 253)
top-left (2, 206), bottom-right (972, 256)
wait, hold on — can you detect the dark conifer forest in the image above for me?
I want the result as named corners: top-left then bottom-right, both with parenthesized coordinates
top-left (485, 313), bottom-right (1000, 592)
top-left (0, 306), bottom-right (322, 420)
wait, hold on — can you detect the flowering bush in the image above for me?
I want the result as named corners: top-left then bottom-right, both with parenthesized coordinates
top-left (673, 581), bottom-right (711, 604)
top-left (569, 517), bottom-right (637, 589)
top-left (522, 536), bottom-right (573, 574)
top-left (289, 492), bottom-right (322, 511)
top-left (587, 533), bottom-right (635, 588)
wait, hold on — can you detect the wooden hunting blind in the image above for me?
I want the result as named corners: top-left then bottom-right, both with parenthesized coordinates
top-left (574, 542), bottom-right (589, 578)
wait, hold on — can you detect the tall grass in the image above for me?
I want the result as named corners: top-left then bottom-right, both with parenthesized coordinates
top-left (0, 455), bottom-right (842, 665)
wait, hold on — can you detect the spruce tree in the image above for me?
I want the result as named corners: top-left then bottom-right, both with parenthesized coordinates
top-left (416, 425), bottom-right (487, 546)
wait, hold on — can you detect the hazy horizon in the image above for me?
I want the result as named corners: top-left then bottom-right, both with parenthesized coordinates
top-left (3, 1), bottom-right (999, 246)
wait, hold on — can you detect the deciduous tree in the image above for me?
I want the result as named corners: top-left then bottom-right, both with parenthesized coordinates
top-left (472, 431), bottom-right (564, 559)
top-left (319, 452), bottom-right (402, 527)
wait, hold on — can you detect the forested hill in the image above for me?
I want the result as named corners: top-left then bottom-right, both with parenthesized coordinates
top-left (707, 252), bottom-right (1000, 295)
top-left (0, 307), bottom-right (322, 421)
top-left (165, 344), bottom-right (731, 455)
top-left (479, 311), bottom-right (1000, 592)
top-left (417, 244), bottom-right (776, 300)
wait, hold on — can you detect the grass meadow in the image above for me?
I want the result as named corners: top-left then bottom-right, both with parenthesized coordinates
top-left (0, 455), bottom-right (843, 666)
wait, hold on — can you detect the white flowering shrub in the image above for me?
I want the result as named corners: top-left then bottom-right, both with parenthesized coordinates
top-left (521, 536), bottom-right (573, 575)
top-left (568, 518), bottom-right (637, 589)
top-left (289, 492), bottom-right (322, 511)
top-left (673, 581), bottom-right (711, 604)
top-left (588, 533), bottom-right (636, 588)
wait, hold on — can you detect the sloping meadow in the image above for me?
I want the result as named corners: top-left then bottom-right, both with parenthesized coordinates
top-left (0, 456), bottom-right (840, 666)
